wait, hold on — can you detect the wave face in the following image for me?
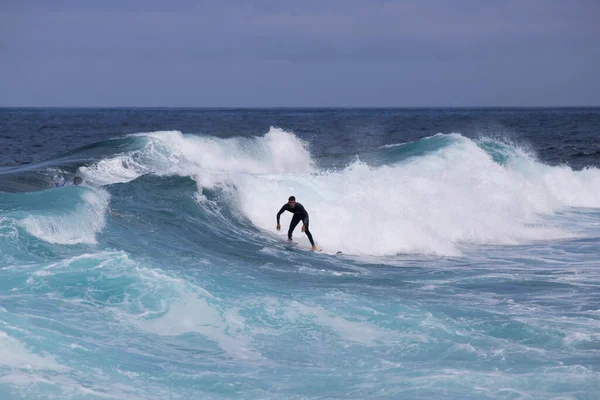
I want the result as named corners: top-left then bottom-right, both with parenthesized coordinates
top-left (71, 128), bottom-right (600, 256)
top-left (1, 108), bottom-right (600, 399)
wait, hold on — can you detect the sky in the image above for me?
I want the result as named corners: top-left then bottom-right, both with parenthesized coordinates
top-left (1, 0), bottom-right (599, 107)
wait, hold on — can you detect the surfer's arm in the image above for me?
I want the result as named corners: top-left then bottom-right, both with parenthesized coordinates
top-left (276, 204), bottom-right (288, 225)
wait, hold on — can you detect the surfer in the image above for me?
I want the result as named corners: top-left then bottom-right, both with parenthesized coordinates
top-left (276, 196), bottom-right (317, 251)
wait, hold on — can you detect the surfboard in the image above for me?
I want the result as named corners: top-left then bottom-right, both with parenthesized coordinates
top-left (284, 241), bottom-right (320, 252)
top-left (264, 230), bottom-right (341, 255)
top-left (293, 244), bottom-right (342, 255)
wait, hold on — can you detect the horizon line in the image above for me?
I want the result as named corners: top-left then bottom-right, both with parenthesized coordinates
top-left (1, 105), bottom-right (600, 109)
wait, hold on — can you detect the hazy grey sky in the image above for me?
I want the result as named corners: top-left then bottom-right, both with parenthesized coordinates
top-left (1, 0), bottom-right (599, 106)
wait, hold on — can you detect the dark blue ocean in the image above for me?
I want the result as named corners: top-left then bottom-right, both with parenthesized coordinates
top-left (1, 108), bottom-right (600, 399)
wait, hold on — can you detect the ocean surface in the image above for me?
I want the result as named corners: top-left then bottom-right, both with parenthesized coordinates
top-left (1, 108), bottom-right (599, 399)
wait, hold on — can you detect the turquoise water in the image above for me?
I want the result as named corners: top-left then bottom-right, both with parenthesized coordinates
top-left (1, 109), bottom-right (600, 399)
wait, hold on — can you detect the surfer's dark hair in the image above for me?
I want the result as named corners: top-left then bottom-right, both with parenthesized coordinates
top-left (288, 196), bottom-right (296, 201)
top-left (73, 176), bottom-right (83, 186)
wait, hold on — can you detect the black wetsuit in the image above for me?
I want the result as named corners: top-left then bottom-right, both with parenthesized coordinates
top-left (276, 202), bottom-right (315, 246)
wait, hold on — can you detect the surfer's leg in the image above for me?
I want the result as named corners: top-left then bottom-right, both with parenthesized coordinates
top-left (303, 218), bottom-right (315, 246)
top-left (288, 215), bottom-right (301, 239)
top-left (305, 229), bottom-right (315, 246)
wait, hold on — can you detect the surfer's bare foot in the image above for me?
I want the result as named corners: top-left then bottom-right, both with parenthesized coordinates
top-left (312, 245), bottom-right (318, 251)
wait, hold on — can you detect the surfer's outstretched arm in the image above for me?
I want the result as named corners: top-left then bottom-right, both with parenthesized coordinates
top-left (276, 204), bottom-right (288, 230)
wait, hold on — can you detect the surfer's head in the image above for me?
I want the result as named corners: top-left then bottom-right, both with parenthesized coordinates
top-left (288, 196), bottom-right (296, 208)
top-left (73, 176), bottom-right (83, 186)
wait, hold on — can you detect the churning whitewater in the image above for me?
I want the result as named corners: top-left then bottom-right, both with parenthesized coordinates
top-left (1, 108), bottom-right (600, 399)
top-left (80, 128), bottom-right (600, 255)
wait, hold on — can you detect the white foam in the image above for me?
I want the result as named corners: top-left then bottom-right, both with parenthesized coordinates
top-left (79, 128), bottom-right (314, 187)
top-left (29, 251), bottom-right (131, 278)
top-left (78, 129), bottom-right (600, 256)
top-left (0, 371), bottom-right (148, 400)
top-left (283, 301), bottom-right (391, 345)
top-left (239, 134), bottom-right (600, 256)
top-left (79, 155), bottom-right (149, 185)
top-left (147, 128), bottom-right (313, 175)
top-left (0, 330), bottom-right (63, 370)
top-left (131, 292), bottom-right (261, 361)
top-left (85, 259), bottom-right (262, 361)
top-left (20, 188), bottom-right (110, 245)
